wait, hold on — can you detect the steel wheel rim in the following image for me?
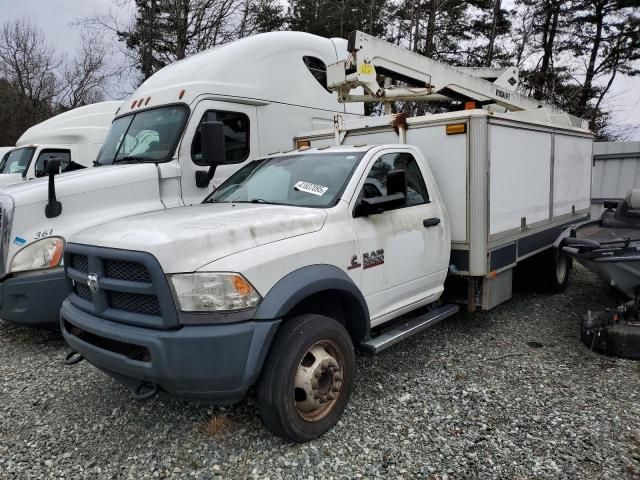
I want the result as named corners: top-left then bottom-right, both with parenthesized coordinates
top-left (293, 340), bottom-right (345, 422)
top-left (556, 251), bottom-right (568, 283)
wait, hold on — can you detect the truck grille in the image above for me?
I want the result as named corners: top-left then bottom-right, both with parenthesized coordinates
top-left (71, 254), bottom-right (88, 273)
top-left (65, 245), bottom-right (178, 329)
top-left (108, 291), bottom-right (161, 316)
top-left (74, 282), bottom-right (92, 301)
top-left (105, 260), bottom-right (152, 283)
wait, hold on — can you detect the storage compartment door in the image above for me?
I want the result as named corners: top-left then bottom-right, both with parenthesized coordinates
top-left (489, 126), bottom-right (551, 235)
top-left (553, 135), bottom-right (592, 217)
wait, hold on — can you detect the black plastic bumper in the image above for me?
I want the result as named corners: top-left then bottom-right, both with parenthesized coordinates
top-left (0, 268), bottom-right (70, 328)
top-left (60, 299), bottom-right (280, 403)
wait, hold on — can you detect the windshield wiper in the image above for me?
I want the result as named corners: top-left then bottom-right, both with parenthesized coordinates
top-left (209, 198), bottom-right (285, 205)
top-left (113, 156), bottom-right (153, 164)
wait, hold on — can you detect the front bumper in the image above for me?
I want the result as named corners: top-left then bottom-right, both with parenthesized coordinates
top-left (0, 268), bottom-right (70, 328)
top-left (60, 299), bottom-right (280, 403)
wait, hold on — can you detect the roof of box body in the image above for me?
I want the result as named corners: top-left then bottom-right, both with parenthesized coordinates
top-left (125, 32), bottom-right (363, 116)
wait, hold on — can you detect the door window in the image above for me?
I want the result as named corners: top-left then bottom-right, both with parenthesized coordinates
top-left (360, 152), bottom-right (430, 208)
top-left (191, 110), bottom-right (250, 165)
top-left (34, 149), bottom-right (76, 177)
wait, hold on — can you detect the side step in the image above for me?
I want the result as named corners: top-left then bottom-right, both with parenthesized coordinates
top-left (360, 304), bottom-right (459, 355)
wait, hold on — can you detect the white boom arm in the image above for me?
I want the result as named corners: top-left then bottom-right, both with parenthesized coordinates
top-left (327, 31), bottom-right (565, 116)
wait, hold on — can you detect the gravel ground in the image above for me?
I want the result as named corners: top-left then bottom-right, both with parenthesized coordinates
top-left (1, 265), bottom-right (639, 480)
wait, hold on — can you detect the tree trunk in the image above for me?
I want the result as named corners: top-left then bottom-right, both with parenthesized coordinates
top-left (534, 0), bottom-right (560, 100)
top-left (577, 0), bottom-right (605, 117)
top-left (485, 0), bottom-right (501, 66)
top-left (424, 0), bottom-right (437, 57)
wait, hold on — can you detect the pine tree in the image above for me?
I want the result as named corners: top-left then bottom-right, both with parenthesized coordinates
top-left (288, 0), bottom-right (389, 39)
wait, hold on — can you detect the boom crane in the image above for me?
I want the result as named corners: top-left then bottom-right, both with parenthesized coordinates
top-left (326, 31), bottom-right (587, 128)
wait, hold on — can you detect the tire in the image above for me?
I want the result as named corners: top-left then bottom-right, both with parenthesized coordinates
top-left (543, 248), bottom-right (570, 293)
top-left (581, 321), bottom-right (640, 360)
top-left (257, 314), bottom-right (355, 443)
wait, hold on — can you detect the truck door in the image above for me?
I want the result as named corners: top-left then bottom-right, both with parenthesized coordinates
top-left (32, 148), bottom-right (76, 179)
top-left (178, 101), bottom-right (258, 205)
top-left (351, 150), bottom-right (447, 325)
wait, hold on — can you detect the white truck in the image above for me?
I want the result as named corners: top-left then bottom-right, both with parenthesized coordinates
top-left (60, 32), bottom-right (593, 442)
top-left (0, 31), bottom-right (364, 328)
top-left (0, 101), bottom-right (121, 187)
top-left (0, 147), bottom-right (13, 165)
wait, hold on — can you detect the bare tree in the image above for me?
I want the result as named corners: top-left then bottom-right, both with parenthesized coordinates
top-left (0, 18), bottom-right (60, 107)
top-left (61, 31), bottom-right (113, 108)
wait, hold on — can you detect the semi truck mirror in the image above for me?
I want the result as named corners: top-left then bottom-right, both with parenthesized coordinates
top-left (196, 121), bottom-right (226, 188)
top-left (44, 158), bottom-right (62, 218)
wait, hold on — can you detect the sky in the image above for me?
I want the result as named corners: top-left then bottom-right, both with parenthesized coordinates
top-left (2, 0), bottom-right (639, 139)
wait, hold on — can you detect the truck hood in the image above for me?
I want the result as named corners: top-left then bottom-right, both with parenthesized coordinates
top-left (0, 173), bottom-right (25, 188)
top-left (70, 203), bottom-right (327, 273)
top-left (0, 164), bottom-right (159, 207)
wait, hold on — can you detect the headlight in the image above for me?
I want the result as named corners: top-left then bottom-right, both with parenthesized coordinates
top-left (168, 272), bottom-right (261, 312)
top-left (10, 237), bottom-right (65, 273)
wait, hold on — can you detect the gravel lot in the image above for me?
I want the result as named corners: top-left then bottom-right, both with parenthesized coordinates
top-left (1, 265), bottom-right (639, 479)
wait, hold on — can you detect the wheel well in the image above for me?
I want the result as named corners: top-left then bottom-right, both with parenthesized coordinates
top-left (283, 289), bottom-right (368, 342)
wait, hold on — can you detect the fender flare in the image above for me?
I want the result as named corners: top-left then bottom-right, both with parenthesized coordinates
top-left (254, 264), bottom-right (370, 341)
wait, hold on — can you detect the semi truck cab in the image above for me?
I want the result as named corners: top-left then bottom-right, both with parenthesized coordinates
top-left (0, 101), bottom-right (121, 188)
top-left (0, 32), bottom-right (362, 328)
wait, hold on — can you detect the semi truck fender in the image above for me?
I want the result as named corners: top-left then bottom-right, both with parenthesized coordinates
top-left (254, 264), bottom-right (370, 342)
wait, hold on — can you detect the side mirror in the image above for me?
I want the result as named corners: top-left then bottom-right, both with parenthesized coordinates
top-left (354, 169), bottom-right (408, 217)
top-left (356, 193), bottom-right (406, 217)
top-left (44, 157), bottom-right (61, 176)
top-left (44, 158), bottom-right (62, 218)
top-left (200, 121), bottom-right (226, 166)
top-left (386, 169), bottom-right (408, 197)
top-left (196, 121), bottom-right (226, 188)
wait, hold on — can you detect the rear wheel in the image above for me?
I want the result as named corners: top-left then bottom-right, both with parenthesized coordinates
top-left (257, 314), bottom-right (355, 443)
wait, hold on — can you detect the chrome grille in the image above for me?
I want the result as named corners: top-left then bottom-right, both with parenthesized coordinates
top-left (0, 195), bottom-right (15, 278)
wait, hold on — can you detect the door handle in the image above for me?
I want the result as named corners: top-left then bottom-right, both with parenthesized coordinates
top-left (423, 217), bottom-right (441, 227)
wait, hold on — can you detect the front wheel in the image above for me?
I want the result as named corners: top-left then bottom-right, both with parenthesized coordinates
top-left (257, 314), bottom-right (355, 442)
top-left (544, 248), bottom-right (570, 293)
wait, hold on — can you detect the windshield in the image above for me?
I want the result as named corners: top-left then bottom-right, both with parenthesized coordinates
top-left (96, 105), bottom-right (188, 165)
top-left (0, 147), bottom-right (35, 175)
top-left (206, 152), bottom-right (364, 208)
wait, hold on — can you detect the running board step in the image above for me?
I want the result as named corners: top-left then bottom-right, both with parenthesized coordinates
top-left (360, 304), bottom-right (459, 355)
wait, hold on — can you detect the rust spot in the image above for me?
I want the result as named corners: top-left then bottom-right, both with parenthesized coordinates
top-left (130, 100), bottom-right (137, 109)
top-left (178, 89), bottom-right (185, 99)
top-left (145, 97), bottom-right (151, 106)
top-left (391, 113), bottom-right (408, 136)
top-left (137, 98), bottom-right (144, 107)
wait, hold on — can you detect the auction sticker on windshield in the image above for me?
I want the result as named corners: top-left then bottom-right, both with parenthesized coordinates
top-left (294, 181), bottom-right (328, 196)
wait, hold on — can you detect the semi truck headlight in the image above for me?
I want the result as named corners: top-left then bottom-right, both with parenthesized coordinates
top-left (10, 237), bottom-right (65, 273)
top-left (169, 272), bottom-right (261, 312)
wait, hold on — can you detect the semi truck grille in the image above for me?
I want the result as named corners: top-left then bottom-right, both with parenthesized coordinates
top-left (65, 245), bottom-right (178, 329)
top-left (108, 291), bottom-right (161, 316)
top-left (0, 195), bottom-right (15, 278)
